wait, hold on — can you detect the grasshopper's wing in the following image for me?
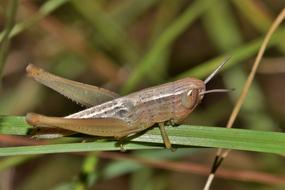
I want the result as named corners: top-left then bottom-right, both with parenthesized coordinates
top-left (26, 64), bottom-right (119, 107)
top-left (26, 113), bottom-right (136, 138)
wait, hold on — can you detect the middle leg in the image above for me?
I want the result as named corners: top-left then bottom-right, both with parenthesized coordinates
top-left (158, 123), bottom-right (173, 150)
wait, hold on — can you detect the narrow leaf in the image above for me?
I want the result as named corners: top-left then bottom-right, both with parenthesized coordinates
top-left (0, 116), bottom-right (284, 156)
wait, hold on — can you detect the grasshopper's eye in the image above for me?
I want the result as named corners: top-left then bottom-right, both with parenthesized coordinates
top-left (181, 89), bottom-right (199, 109)
top-left (187, 90), bottom-right (193, 96)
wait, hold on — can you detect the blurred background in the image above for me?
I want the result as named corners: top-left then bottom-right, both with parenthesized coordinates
top-left (0, 0), bottom-right (285, 189)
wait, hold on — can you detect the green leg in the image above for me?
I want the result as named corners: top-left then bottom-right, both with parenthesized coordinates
top-left (158, 123), bottom-right (174, 151)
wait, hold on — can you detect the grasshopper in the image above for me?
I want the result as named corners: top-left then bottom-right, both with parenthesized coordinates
top-left (25, 59), bottom-right (230, 150)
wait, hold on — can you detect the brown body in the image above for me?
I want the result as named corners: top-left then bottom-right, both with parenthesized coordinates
top-left (66, 78), bottom-right (205, 136)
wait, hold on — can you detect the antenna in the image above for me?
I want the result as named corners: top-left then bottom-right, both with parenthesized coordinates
top-left (204, 56), bottom-right (231, 85)
top-left (199, 88), bottom-right (234, 95)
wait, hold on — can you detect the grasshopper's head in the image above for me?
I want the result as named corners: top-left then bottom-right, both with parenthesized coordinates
top-left (181, 79), bottom-right (205, 110)
top-left (182, 57), bottom-right (232, 110)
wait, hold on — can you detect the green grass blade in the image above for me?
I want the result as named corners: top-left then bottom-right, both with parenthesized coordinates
top-left (71, 0), bottom-right (139, 64)
top-left (0, 141), bottom-right (162, 156)
top-left (177, 27), bottom-right (285, 79)
top-left (232, 0), bottom-right (285, 53)
top-left (232, 0), bottom-right (272, 32)
top-left (0, 0), bottom-right (19, 77)
top-left (0, 116), bottom-right (30, 135)
top-left (0, 116), bottom-right (284, 156)
top-left (74, 154), bottom-right (98, 189)
top-left (0, 0), bottom-right (69, 42)
top-left (110, 0), bottom-right (159, 27)
top-left (121, 0), bottom-right (215, 93)
top-left (202, 0), bottom-right (243, 51)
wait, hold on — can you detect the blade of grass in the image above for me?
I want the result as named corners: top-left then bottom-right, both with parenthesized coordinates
top-left (145, 0), bottom-right (184, 83)
top-left (0, 116), bottom-right (31, 135)
top-left (23, 1), bottom-right (119, 82)
top-left (74, 153), bottom-right (98, 189)
top-left (121, 0), bottom-right (216, 94)
top-left (232, 0), bottom-right (285, 53)
top-left (232, 0), bottom-right (285, 52)
top-left (110, 0), bottom-right (160, 27)
top-left (232, 0), bottom-right (272, 32)
top-left (202, 0), bottom-right (242, 50)
top-left (71, 0), bottom-right (139, 64)
top-left (148, 0), bottom-right (184, 44)
top-left (0, 0), bottom-right (69, 42)
top-left (0, 0), bottom-right (19, 78)
top-left (0, 116), bottom-right (285, 155)
top-left (176, 27), bottom-right (285, 80)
